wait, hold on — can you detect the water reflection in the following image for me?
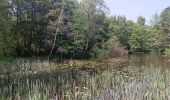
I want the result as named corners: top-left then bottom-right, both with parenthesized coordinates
top-left (0, 55), bottom-right (170, 100)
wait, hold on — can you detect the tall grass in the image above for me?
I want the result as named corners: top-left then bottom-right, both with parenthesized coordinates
top-left (0, 55), bottom-right (170, 100)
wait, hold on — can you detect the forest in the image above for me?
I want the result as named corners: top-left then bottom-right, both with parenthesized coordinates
top-left (2, 0), bottom-right (170, 99)
top-left (1, 0), bottom-right (170, 59)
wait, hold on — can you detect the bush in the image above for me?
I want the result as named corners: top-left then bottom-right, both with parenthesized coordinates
top-left (91, 46), bottom-right (108, 58)
top-left (164, 48), bottom-right (170, 57)
top-left (108, 44), bottom-right (128, 57)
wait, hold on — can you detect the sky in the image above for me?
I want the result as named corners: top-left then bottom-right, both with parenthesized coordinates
top-left (105, 0), bottom-right (170, 24)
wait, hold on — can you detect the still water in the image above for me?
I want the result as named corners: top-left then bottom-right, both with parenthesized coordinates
top-left (0, 55), bottom-right (170, 100)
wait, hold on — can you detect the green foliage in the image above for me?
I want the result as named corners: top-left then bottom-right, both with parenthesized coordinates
top-left (164, 47), bottom-right (170, 57)
top-left (137, 16), bottom-right (146, 26)
top-left (159, 6), bottom-right (170, 48)
top-left (91, 45), bottom-right (108, 58)
top-left (129, 25), bottom-right (164, 53)
top-left (71, 0), bottom-right (109, 58)
top-left (0, 0), bottom-right (170, 59)
top-left (128, 25), bottom-right (147, 52)
top-left (0, 0), bottom-right (16, 57)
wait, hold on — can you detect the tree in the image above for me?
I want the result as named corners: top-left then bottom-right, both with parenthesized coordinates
top-left (128, 24), bottom-right (164, 53)
top-left (11, 0), bottom-right (52, 55)
top-left (0, 0), bottom-right (169, 58)
top-left (129, 25), bottom-right (147, 52)
top-left (137, 16), bottom-right (145, 26)
top-left (159, 6), bottom-right (170, 49)
top-left (47, 0), bottom-right (77, 58)
top-left (72, 0), bottom-right (108, 58)
top-left (0, 0), bottom-right (15, 56)
top-left (107, 16), bottom-right (134, 50)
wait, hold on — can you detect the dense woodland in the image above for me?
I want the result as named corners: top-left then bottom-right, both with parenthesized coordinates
top-left (1, 0), bottom-right (170, 59)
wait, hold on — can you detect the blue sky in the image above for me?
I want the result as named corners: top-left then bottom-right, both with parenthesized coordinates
top-left (105, 0), bottom-right (170, 24)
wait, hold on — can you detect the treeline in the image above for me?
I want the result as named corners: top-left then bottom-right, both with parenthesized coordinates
top-left (0, 0), bottom-right (170, 58)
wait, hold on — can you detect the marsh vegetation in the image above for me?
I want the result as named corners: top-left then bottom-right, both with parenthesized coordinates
top-left (1, 55), bottom-right (170, 100)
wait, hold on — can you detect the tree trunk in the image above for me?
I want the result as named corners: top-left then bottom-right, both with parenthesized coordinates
top-left (85, 38), bottom-right (89, 51)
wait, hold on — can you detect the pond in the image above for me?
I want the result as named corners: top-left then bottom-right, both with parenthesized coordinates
top-left (0, 54), bottom-right (170, 100)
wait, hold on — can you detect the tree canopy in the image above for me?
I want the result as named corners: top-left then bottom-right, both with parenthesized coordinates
top-left (0, 0), bottom-right (170, 59)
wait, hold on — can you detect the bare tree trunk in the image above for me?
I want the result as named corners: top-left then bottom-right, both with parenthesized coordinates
top-left (85, 38), bottom-right (89, 51)
top-left (48, 0), bottom-right (65, 59)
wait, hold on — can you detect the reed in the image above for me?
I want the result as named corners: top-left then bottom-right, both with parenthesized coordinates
top-left (0, 55), bottom-right (170, 100)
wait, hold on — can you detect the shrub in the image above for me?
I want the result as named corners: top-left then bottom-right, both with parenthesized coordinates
top-left (164, 48), bottom-right (170, 57)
